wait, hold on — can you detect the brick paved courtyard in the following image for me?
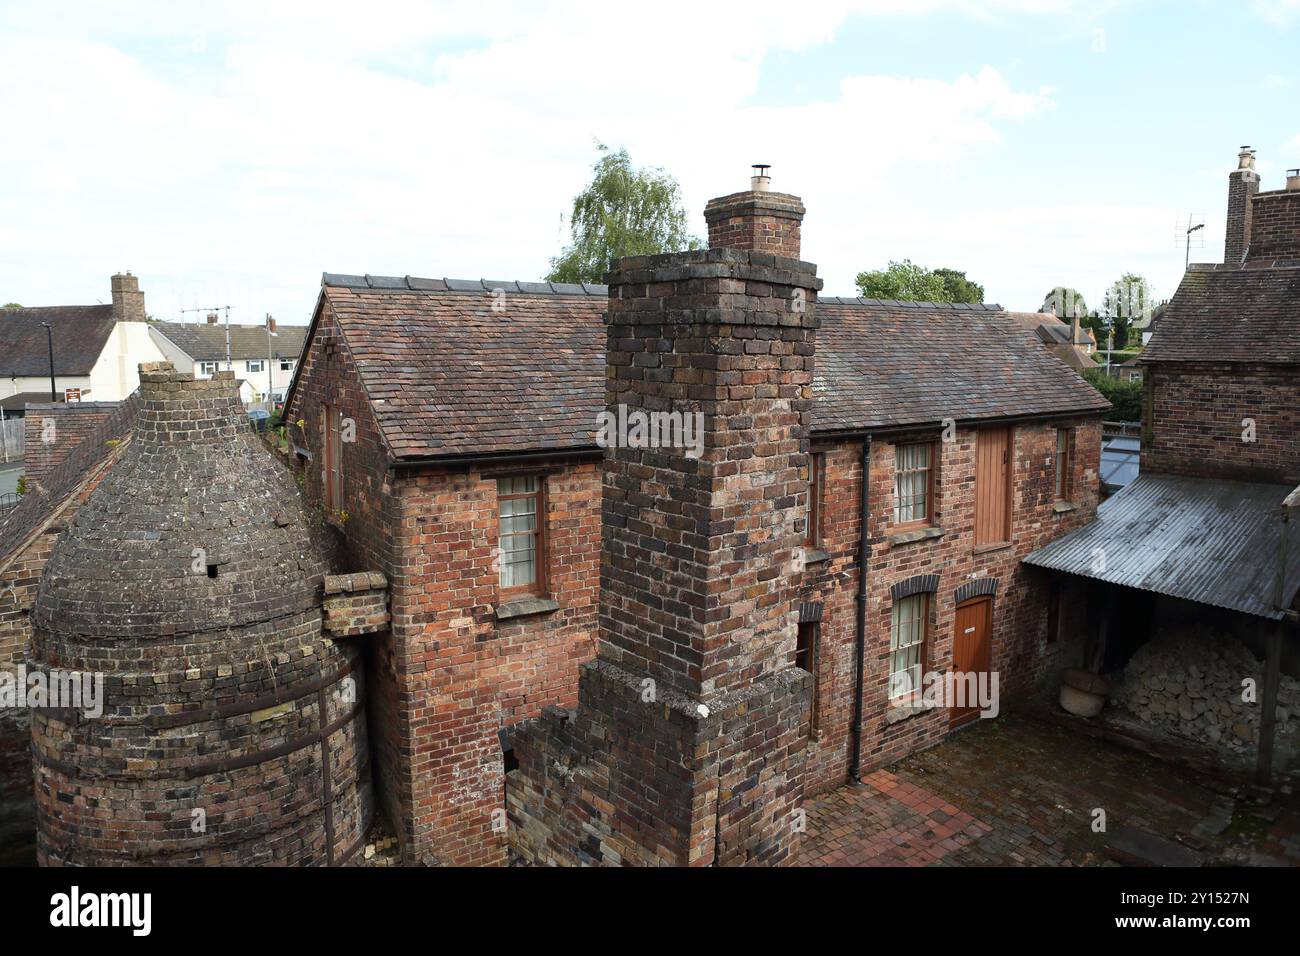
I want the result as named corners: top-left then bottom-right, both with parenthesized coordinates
top-left (797, 710), bottom-right (1300, 867)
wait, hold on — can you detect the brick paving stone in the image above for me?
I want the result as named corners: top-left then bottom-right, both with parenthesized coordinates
top-left (796, 710), bottom-right (1300, 866)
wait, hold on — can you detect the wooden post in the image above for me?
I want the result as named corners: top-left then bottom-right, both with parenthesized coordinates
top-left (1255, 621), bottom-right (1283, 785)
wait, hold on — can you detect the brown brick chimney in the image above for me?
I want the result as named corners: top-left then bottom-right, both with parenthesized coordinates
top-left (704, 166), bottom-right (807, 259)
top-left (1225, 148), bottom-right (1259, 266)
top-left (507, 173), bottom-right (823, 867)
top-left (110, 271), bottom-right (146, 322)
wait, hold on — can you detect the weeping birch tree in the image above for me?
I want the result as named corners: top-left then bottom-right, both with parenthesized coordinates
top-left (547, 144), bottom-right (700, 284)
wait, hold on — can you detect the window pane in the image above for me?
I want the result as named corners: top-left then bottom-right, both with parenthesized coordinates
top-left (889, 594), bottom-right (926, 697)
top-left (498, 477), bottom-right (540, 589)
top-left (894, 444), bottom-right (931, 524)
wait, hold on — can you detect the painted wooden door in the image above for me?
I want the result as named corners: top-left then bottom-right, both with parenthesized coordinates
top-left (951, 597), bottom-right (992, 728)
top-left (974, 427), bottom-right (1012, 546)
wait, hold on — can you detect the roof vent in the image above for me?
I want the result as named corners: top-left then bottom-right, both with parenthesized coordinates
top-left (751, 164), bottom-right (771, 192)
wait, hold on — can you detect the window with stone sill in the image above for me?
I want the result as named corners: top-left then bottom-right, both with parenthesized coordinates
top-left (893, 442), bottom-right (936, 528)
top-left (498, 475), bottom-right (546, 599)
top-left (889, 593), bottom-right (928, 701)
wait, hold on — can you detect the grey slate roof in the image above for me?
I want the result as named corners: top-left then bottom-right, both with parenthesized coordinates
top-left (152, 322), bottom-right (308, 363)
top-left (1024, 473), bottom-right (1300, 620)
top-left (1141, 261), bottom-right (1300, 365)
top-left (297, 274), bottom-right (1109, 462)
top-left (0, 305), bottom-right (116, 377)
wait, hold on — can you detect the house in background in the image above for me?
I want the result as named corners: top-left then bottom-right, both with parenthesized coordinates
top-left (1008, 311), bottom-right (1097, 373)
top-left (1, 273), bottom-right (165, 412)
top-left (150, 317), bottom-right (307, 405)
top-left (281, 174), bottom-right (1109, 865)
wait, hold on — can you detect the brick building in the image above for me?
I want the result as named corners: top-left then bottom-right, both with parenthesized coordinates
top-left (0, 398), bottom-right (136, 853)
top-left (282, 173), bottom-right (1108, 865)
top-left (1027, 153), bottom-right (1300, 782)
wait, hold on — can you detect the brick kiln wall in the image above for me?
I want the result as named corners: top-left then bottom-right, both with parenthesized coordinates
top-left (0, 433), bottom-right (128, 852)
top-left (1142, 362), bottom-right (1300, 484)
top-left (30, 366), bottom-right (372, 866)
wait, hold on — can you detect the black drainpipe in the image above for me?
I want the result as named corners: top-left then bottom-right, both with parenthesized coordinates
top-left (849, 434), bottom-right (872, 784)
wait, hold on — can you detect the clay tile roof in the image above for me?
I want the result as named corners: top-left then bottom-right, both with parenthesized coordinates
top-left (151, 323), bottom-right (308, 363)
top-left (1142, 261), bottom-right (1300, 364)
top-left (0, 305), bottom-right (115, 377)
top-left (301, 275), bottom-right (1108, 462)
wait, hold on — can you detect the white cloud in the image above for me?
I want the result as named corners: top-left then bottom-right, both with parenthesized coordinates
top-left (0, 1), bottom-right (1090, 322)
top-left (1252, 0), bottom-right (1300, 25)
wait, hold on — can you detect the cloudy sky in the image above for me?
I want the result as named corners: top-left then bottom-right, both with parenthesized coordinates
top-left (2, 0), bottom-right (1298, 325)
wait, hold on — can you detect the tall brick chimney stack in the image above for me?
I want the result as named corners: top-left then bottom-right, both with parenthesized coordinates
top-left (508, 170), bottom-right (823, 867)
top-left (704, 165), bottom-right (807, 259)
top-left (1225, 147), bottom-right (1259, 265)
top-left (110, 271), bottom-right (146, 322)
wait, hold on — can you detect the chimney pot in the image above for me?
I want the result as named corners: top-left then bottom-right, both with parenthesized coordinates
top-left (704, 171), bottom-right (805, 259)
top-left (1238, 147), bottom-right (1256, 170)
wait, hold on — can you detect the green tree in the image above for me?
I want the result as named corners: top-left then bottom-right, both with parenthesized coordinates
top-left (2, 302), bottom-right (21, 310)
top-left (932, 268), bottom-right (984, 304)
top-left (1040, 287), bottom-right (1087, 319)
top-left (1100, 273), bottom-right (1155, 350)
top-left (855, 260), bottom-right (947, 301)
top-left (1082, 368), bottom-right (1142, 422)
top-left (547, 144), bottom-right (700, 283)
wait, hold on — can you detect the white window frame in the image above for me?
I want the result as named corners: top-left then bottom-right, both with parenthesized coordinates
top-left (246, 359), bottom-right (265, 374)
top-left (889, 593), bottom-right (928, 700)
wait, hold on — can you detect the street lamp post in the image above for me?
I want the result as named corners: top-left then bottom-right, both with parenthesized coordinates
top-left (40, 321), bottom-right (56, 402)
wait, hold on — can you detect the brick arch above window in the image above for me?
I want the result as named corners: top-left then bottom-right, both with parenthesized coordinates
top-left (954, 578), bottom-right (999, 605)
top-left (889, 574), bottom-right (940, 602)
top-left (799, 601), bottom-right (824, 624)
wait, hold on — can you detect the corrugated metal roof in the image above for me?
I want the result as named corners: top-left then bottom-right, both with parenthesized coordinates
top-left (1024, 474), bottom-right (1300, 621)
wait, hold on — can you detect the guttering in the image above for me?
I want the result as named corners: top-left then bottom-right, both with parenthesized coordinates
top-left (390, 444), bottom-right (603, 472)
top-left (812, 409), bottom-right (1106, 445)
top-left (849, 433), bottom-right (872, 785)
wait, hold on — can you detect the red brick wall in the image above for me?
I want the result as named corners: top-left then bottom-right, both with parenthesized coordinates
top-left (1142, 362), bottom-right (1300, 484)
top-left (391, 461), bottom-right (599, 865)
top-left (21, 403), bottom-right (117, 489)
top-left (798, 418), bottom-right (1102, 792)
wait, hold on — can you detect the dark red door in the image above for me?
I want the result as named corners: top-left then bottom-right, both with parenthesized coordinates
top-left (951, 597), bottom-right (992, 728)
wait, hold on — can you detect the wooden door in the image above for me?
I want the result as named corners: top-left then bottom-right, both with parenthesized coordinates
top-left (951, 597), bottom-right (992, 728)
top-left (974, 427), bottom-right (1011, 546)
top-left (323, 405), bottom-right (342, 510)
